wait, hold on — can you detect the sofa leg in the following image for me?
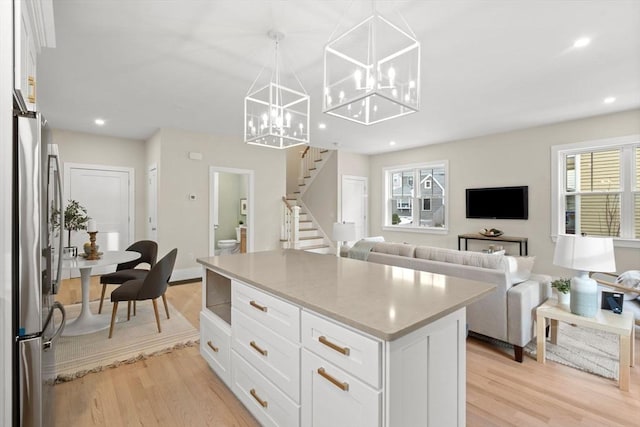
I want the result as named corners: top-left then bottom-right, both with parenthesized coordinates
top-left (514, 345), bottom-right (524, 363)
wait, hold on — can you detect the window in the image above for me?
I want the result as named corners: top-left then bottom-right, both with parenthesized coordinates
top-left (552, 136), bottom-right (640, 246)
top-left (384, 161), bottom-right (448, 231)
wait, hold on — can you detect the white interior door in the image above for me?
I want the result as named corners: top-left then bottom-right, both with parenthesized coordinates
top-left (341, 175), bottom-right (368, 242)
top-left (65, 163), bottom-right (133, 276)
top-left (147, 165), bottom-right (158, 241)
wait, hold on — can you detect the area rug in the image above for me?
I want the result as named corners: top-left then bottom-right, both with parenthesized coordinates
top-left (470, 322), bottom-right (620, 380)
top-left (55, 300), bottom-right (200, 383)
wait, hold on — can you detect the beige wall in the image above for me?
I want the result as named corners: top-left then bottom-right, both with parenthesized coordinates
top-left (286, 145), bottom-right (306, 195)
top-left (369, 109), bottom-right (640, 276)
top-left (153, 128), bottom-right (285, 272)
top-left (52, 129), bottom-right (147, 242)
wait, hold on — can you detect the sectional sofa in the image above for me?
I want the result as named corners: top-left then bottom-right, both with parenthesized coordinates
top-left (346, 241), bottom-right (552, 362)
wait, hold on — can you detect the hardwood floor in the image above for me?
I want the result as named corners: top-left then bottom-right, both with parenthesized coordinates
top-left (54, 279), bottom-right (640, 426)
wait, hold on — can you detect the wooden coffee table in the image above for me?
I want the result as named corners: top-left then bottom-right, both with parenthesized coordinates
top-left (536, 299), bottom-right (635, 391)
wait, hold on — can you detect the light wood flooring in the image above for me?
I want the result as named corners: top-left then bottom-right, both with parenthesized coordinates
top-left (54, 278), bottom-right (640, 426)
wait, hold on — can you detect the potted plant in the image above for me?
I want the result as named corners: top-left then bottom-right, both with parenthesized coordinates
top-left (551, 278), bottom-right (571, 305)
top-left (52, 199), bottom-right (89, 257)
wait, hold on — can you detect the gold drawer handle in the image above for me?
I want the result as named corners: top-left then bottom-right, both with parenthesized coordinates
top-left (250, 388), bottom-right (268, 408)
top-left (250, 340), bottom-right (268, 356)
top-left (250, 300), bottom-right (268, 312)
top-left (206, 340), bottom-right (219, 353)
top-left (319, 336), bottom-right (350, 356)
top-left (317, 367), bottom-right (349, 391)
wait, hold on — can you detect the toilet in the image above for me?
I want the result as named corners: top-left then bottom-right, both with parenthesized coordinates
top-left (217, 239), bottom-right (239, 255)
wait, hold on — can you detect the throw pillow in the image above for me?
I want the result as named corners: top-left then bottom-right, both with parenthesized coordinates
top-left (362, 236), bottom-right (385, 242)
top-left (504, 256), bottom-right (536, 284)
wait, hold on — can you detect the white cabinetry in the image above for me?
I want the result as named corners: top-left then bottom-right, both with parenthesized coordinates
top-left (13, 0), bottom-right (55, 110)
top-left (200, 266), bottom-right (467, 427)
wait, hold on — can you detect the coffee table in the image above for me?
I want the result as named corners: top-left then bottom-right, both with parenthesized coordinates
top-left (536, 299), bottom-right (635, 391)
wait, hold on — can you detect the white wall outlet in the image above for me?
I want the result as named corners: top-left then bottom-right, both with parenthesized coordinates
top-left (188, 152), bottom-right (203, 160)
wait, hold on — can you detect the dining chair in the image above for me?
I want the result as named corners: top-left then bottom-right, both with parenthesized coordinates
top-left (98, 240), bottom-right (158, 314)
top-left (108, 248), bottom-right (178, 338)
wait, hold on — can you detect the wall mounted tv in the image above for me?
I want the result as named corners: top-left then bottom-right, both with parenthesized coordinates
top-left (465, 186), bottom-right (529, 220)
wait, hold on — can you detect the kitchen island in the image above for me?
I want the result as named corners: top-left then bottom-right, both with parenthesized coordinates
top-left (197, 250), bottom-right (495, 427)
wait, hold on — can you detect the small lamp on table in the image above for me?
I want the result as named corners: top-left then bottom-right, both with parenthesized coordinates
top-left (553, 234), bottom-right (616, 317)
top-left (332, 222), bottom-right (356, 257)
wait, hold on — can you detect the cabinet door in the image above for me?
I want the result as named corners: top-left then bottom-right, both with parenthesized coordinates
top-left (301, 349), bottom-right (381, 427)
top-left (14, 0), bottom-right (37, 109)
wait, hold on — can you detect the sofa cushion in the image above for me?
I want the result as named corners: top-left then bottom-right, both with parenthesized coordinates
top-left (372, 242), bottom-right (416, 257)
top-left (504, 256), bottom-right (536, 284)
top-left (414, 246), bottom-right (504, 270)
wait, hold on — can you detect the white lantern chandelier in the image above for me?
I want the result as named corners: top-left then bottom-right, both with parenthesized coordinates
top-left (323, 7), bottom-right (420, 125)
top-left (244, 30), bottom-right (310, 149)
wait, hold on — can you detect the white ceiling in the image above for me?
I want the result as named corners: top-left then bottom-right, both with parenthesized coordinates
top-left (38, 0), bottom-right (640, 154)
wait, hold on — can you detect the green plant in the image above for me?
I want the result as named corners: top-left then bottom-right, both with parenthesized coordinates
top-left (52, 200), bottom-right (89, 246)
top-left (551, 278), bottom-right (571, 294)
top-left (391, 213), bottom-right (400, 225)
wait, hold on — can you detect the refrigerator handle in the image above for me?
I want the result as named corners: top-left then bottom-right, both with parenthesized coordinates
top-left (53, 156), bottom-right (63, 292)
top-left (42, 302), bottom-right (65, 351)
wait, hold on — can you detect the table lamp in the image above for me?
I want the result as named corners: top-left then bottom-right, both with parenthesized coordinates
top-left (332, 222), bottom-right (356, 257)
top-left (553, 234), bottom-right (616, 317)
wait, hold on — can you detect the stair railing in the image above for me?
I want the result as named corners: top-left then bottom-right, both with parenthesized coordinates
top-left (299, 146), bottom-right (322, 186)
top-left (281, 196), bottom-right (300, 249)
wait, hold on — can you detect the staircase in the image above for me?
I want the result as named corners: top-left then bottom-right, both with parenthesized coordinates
top-left (281, 147), bottom-right (333, 254)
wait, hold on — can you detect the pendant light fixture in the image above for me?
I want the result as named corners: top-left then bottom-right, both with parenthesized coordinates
top-left (244, 30), bottom-right (310, 149)
top-left (323, 5), bottom-right (420, 125)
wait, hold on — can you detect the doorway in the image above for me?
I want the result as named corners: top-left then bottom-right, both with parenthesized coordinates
top-left (341, 175), bottom-right (368, 242)
top-left (64, 163), bottom-right (134, 276)
top-left (209, 166), bottom-right (254, 256)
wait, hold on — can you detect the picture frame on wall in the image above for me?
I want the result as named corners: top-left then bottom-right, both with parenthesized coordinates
top-left (240, 198), bottom-right (247, 215)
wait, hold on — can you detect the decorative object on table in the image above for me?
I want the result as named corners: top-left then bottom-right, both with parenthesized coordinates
top-left (332, 222), bottom-right (356, 257)
top-left (85, 219), bottom-right (101, 260)
top-left (551, 278), bottom-right (571, 305)
top-left (83, 242), bottom-right (99, 255)
top-left (244, 30), bottom-right (309, 149)
top-left (600, 291), bottom-right (624, 314)
top-left (52, 199), bottom-right (89, 258)
top-left (323, 2), bottom-right (420, 125)
top-left (553, 234), bottom-right (616, 317)
top-left (479, 228), bottom-right (503, 237)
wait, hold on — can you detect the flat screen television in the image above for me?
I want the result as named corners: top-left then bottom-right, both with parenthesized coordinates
top-left (465, 186), bottom-right (528, 219)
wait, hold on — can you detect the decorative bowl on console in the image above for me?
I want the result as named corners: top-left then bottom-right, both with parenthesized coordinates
top-left (480, 228), bottom-right (503, 237)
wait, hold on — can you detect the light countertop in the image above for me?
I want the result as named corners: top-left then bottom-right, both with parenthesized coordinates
top-left (197, 250), bottom-right (496, 341)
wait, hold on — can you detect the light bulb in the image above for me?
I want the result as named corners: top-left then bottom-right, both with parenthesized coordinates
top-left (285, 112), bottom-right (292, 127)
top-left (373, 105), bottom-right (378, 112)
top-left (388, 67), bottom-right (396, 86)
top-left (327, 95), bottom-right (332, 106)
top-left (354, 69), bottom-right (362, 88)
top-left (409, 80), bottom-right (416, 89)
top-left (392, 88), bottom-right (398, 98)
top-left (261, 113), bottom-right (268, 126)
top-left (404, 93), bottom-right (410, 102)
top-left (339, 90), bottom-right (345, 101)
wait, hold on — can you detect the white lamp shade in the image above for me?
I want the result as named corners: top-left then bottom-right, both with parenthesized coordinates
top-left (553, 234), bottom-right (616, 273)
top-left (332, 222), bottom-right (356, 242)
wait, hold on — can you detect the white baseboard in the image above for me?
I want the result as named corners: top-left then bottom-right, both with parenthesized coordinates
top-left (170, 266), bottom-right (201, 283)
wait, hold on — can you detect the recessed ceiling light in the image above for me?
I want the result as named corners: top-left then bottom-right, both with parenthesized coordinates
top-left (94, 118), bottom-right (105, 126)
top-left (603, 97), bottom-right (616, 104)
top-left (573, 37), bottom-right (591, 48)
top-left (318, 123), bottom-right (327, 129)
top-left (389, 141), bottom-right (396, 146)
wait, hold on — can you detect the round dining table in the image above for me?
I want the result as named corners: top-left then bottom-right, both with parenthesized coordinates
top-left (61, 250), bottom-right (140, 336)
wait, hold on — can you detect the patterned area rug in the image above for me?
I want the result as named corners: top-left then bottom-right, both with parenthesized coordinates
top-left (470, 322), bottom-right (621, 380)
top-left (54, 300), bottom-right (199, 382)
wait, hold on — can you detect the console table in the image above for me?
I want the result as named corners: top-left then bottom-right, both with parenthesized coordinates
top-left (458, 233), bottom-right (528, 256)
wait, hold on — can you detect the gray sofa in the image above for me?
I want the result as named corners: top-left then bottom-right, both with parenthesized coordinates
top-left (348, 242), bottom-right (551, 362)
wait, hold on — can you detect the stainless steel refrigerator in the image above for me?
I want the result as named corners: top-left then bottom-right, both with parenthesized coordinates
top-left (12, 90), bottom-right (66, 426)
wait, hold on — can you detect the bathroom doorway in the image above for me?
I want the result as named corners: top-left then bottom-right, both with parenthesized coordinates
top-left (209, 166), bottom-right (254, 256)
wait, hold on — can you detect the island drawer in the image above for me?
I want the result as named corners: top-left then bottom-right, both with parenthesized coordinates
top-left (232, 280), bottom-right (300, 343)
top-left (232, 351), bottom-right (300, 427)
top-left (232, 308), bottom-right (300, 402)
top-left (200, 311), bottom-right (231, 386)
top-left (301, 311), bottom-right (381, 389)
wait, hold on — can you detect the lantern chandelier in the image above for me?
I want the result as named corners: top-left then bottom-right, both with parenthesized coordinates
top-left (244, 30), bottom-right (310, 149)
top-left (323, 5), bottom-right (420, 125)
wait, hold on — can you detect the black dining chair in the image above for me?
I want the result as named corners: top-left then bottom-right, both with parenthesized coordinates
top-left (108, 248), bottom-right (178, 338)
top-left (98, 240), bottom-right (158, 314)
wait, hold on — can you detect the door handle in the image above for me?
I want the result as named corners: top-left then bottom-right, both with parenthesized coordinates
top-left (43, 301), bottom-right (65, 350)
top-left (214, 224), bottom-right (219, 230)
